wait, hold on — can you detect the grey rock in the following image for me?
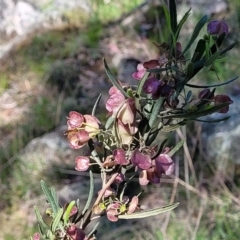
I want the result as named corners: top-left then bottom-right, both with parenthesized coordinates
top-left (0, 0), bottom-right (91, 60)
top-left (188, 0), bottom-right (228, 15)
top-left (177, 0), bottom-right (228, 15)
top-left (201, 95), bottom-right (240, 175)
top-left (17, 126), bottom-right (81, 185)
top-left (0, 0), bottom-right (42, 37)
top-left (118, 58), bottom-right (141, 85)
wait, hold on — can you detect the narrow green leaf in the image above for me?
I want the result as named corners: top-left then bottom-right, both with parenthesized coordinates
top-left (194, 88), bottom-right (215, 108)
top-left (76, 199), bottom-right (80, 209)
top-left (171, 65), bottom-right (182, 74)
top-left (162, 4), bottom-right (172, 33)
top-left (185, 90), bottom-right (192, 103)
top-left (92, 94), bottom-right (102, 116)
top-left (194, 116), bottom-right (230, 123)
top-left (186, 62), bottom-right (194, 79)
top-left (209, 33), bottom-right (236, 59)
top-left (91, 150), bottom-right (103, 167)
top-left (151, 139), bottom-right (168, 159)
top-left (162, 120), bottom-right (188, 132)
top-left (40, 180), bottom-right (59, 215)
top-left (146, 121), bottom-right (163, 146)
top-left (143, 101), bottom-right (153, 117)
top-left (220, 41), bottom-right (238, 56)
top-left (193, 59), bottom-right (205, 69)
top-left (103, 58), bottom-right (129, 98)
top-left (51, 208), bottom-right (64, 232)
top-left (175, 8), bottom-right (191, 40)
top-left (37, 224), bottom-right (44, 237)
top-left (47, 230), bottom-right (55, 240)
top-left (113, 106), bottom-right (125, 146)
top-left (205, 41), bottom-right (210, 61)
top-left (163, 2), bottom-right (177, 53)
top-left (105, 115), bottom-right (114, 130)
top-left (138, 117), bottom-right (150, 137)
top-left (168, 139), bottom-right (185, 157)
top-left (169, 0), bottom-right (177, 34)
top-left (216, 32), bottom-right (226, 48)
top-left (135, 71), bottom-right (150, 111)
top-left (210, 33), bottom-right (226, 55)
top-left (63, 201), bottom-right (76, 225)
top-left (81, 209), bottom-right (93, 230)
top-left (204, 51), bottom-right (221, 67)
top-left (186, 76), bottom-right (238, 88)
top-left (183, 15), bottom-right (208, 54)
top-left (34, 206), bottom-right (49, 230)
top-left (118, 203), bottom-right (179, 219)
top-left (120, 173), bottom-right (136, 202)
top-left (197, 102), bottom-right (233, 115)
top-left (191, 39), bottom-right (206, 63)
top-left (82, 170), bottom-right (94, 215)
top-left (87, 222), bottom-right (100, 238)
top-left (160, 101), bottom-right (231, 120)
top-left (50, 187), bottom-right (59, 208)
top-left (136, 72), bottom-right (150, 96)
top-left (191, 59), bottom-right (205, 77)
top-left (149, 97), bottom-right (164, 128)
top-left (214, 56), bottom-right (229, 63)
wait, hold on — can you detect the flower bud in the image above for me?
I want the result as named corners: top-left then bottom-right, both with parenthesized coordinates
top-left (169, 97), bottom-right (179, 108)
top-left (127, 196), bottom-right (139, 214)
top-left (207, 20), bottom-right (229, 36)
top-left (113, 148), bottom-right (129, 165)
top-left (67, 111), bottom-right (84, 129)
top-left (132, 63), bottom-right (146, 80)
top-left (143, 78), bottom-right (162, 94)
top-left (131, 149), bottom-right (151, 170)
top-left (117, 98), bottom-right (136, 125)
top-left (114, 173), bottom-right (125, 184)
top-left (153, 83), bottom-right (172, 99)
top-left (106, 86), bottom-right (125, 115)
top-left (143, 59), bottom-right (160, 69)
top-left (176, 42), bottom-right (182, 52)
top-left (198, 88), bottom-right (211, 99)
top-left (66, 129), bottom-right (90, 149)
top-left (106, 202), bottom-right (121, 222)
top-left (214, 94), bottom-right (233, 113)
top-left (203, 34), bottom-right (209, 41)
top-left (106, 208), bottom-right (119, 222)
top-left (139, 169), bottom-right (150, 185)
top-left (117, 119), bottom-right (137, 145)
top-left (33, 233), bottom-right (41, 240)
top-left (75, 156), bottom-right (90, 171)
top-left (84, 115), bottom-right (100, 137)
top-left (93, 203), bottom-right (105, 215)
top-left (66, 225), bottom-right (86, 240)
top-left (155, 154), bottom-right (174, 175)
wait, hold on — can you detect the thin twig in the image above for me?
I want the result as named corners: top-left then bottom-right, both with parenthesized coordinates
top-left (93, 172), bottom-right (118, 207)
top-left (177, 127), bottom-right (197, 183)
top-left (169, 174), bottom-right (208, 200)
top-left (217, 176), bottom-right (240, 206)
top-left (161, 171), bottom-right (179, 234)
top-left (200, 151), bottom-right (240, 206)
top-left (191, 197), bottom-right (207, 240)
